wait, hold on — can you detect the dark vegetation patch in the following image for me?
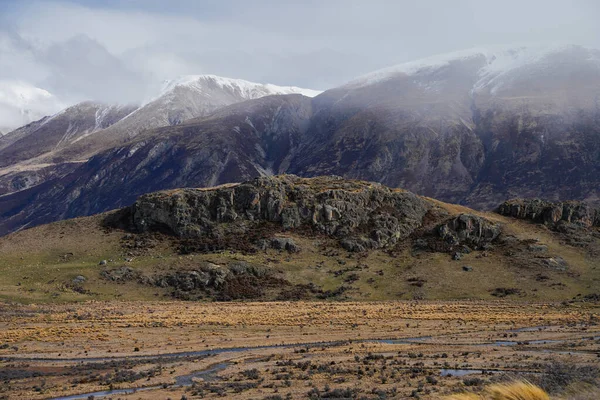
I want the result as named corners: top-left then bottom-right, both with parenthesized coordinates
top-left (407, 277), bottom-right (427, 288)
top-left (490, 288), bottom-right (522, 298)
top-left (99, 260), bottom-right (349, 301)
top-left (582, 293), bottom-right (600, 302)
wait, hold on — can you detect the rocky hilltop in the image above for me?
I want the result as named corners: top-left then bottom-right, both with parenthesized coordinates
top-left (125, 175), bottom-right (503, 254)
top-left (498, 198), bottom-right (600, 254)
top-left (130, 176), bottom-right (430, 251)
top-left (0, 175), bottom-right (598, 303)
top-left (498, 199), bottom-right (600, 228)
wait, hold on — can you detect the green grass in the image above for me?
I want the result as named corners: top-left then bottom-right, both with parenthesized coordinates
top-left (0, 209), bottom-right (598, 304)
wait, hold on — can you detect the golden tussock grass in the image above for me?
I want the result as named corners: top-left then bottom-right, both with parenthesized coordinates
top-left (445, 381), bottom-right (550, 400)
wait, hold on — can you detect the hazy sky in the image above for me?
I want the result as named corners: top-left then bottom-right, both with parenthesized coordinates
top-left (1, 0), bottom-right (599, 104)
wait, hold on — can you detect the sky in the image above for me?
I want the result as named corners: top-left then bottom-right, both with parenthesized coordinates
top-left (0, 0), bottom-right (599, 105)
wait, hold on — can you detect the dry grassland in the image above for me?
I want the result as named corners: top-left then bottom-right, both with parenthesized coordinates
top-left (1, 300), bottom-right (598, 399)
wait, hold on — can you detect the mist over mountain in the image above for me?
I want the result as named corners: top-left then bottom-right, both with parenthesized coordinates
top-left (291, 44), bottom-right (600, 207)
top-left (0, 80), bottom-right (64, 133)
top-left (0, 44), bottom-right (598, 236)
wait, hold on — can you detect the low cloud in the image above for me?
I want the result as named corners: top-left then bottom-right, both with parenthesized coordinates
top-left (0, 0), bottom-right (598, 107)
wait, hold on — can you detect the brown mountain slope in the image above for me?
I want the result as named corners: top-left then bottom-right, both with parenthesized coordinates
top-left (0, 76), bottom-right (320, 199)
top-left (289, 45), bottom-right (600, 207)
top-left (0, 102), bottom-right (137, 196)
top-left (0, 94), bottom-right (314, 235)
top-left (0, 102), bottom-right (136, 169)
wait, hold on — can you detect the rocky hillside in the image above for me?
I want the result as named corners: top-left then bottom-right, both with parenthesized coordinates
top-left (0, 175), bottom-right (598, 303)
top-left (289, 45), bottom-right (600, 208)
top-left (50, 75), bottom-right (321, 162)
top-left (497, 198), bottom-right (600, 256)
top-left (0, 45), bottom-right (599, 236)
top-left (0, 75), bottom-right (320, 198)
top-left (128, 175), bottom-right (432, 252)
top-left (0, 95), bottom-right (314, 234)
top-left (498, 199), bottom-right (600, 228)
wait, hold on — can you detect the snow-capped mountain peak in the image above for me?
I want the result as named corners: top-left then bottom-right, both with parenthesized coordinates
top-left (346, 44), bottom-right (600, 94)
top-left (0, 80), bottom-right (64, 134)
top-left (157, 74), bottom-right (322, 103)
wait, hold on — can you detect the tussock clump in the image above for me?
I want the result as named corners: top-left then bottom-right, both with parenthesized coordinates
top-left (445, 394), bottom-right (482, 400)
top-left (487, 382), bottom-right (550, 400)
top-left (445, 381), bottom-right (549, 400)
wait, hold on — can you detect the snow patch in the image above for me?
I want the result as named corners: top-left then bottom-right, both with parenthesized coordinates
top-left (155, 74), bottom-right (322, 102)
top-left (94, 105), bottom-right (113, 130)
top-left (128, 142), bottom-right (145, 157)
top-left (345, 44), bottom-right (600, 94)
top-left (245, 116), bottom-right (256, 130)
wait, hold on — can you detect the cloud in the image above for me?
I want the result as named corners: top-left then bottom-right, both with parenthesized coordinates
top-left (0, 29), bottom-right (50, 83)
top-left (39, 35), bottom-right (147, 104)
top-left (0, 0), bottom-right (598, 107)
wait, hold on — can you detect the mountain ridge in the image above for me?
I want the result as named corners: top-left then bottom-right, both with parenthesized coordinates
top-left (0, 44), bottom-right (598, 235)
top-left (37, 74), bottom-right (321, 163)
top-left (0, 75), bottom-right (320, 197)
top-left (155, 74), bottom-right (322, 101)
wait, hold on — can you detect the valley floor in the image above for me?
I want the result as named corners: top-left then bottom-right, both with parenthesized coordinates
top-left (0, 300), bottom-right (599, 399)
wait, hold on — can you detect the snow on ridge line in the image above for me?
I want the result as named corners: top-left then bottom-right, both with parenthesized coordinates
top-left (345, 44), bottom-right (600, 89)
top-left (159, 74), bottom-right (322, 99)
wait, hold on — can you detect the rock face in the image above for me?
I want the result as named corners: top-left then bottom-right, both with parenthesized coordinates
top-left (497, 199), bottom-right (600, 228)
top-left (498, 198), bottom-right (600, 257)
top-left (101, 261), bottom-right (288, 301)
top-left (437, 214), bottom-right (502, 249)
top-left (129, 175), bottom-right (432, 251)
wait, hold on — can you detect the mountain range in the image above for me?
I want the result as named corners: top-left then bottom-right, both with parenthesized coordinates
top-left (0, 44), bottom-right (599, 236)
top-left (0, 75), bottom-right (321, 197)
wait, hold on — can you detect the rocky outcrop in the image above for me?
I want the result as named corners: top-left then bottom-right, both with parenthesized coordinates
top-left (101, 261), bottom-right (288, 300)
top-left (498, 199), bottom-right (600, 257)
top-left (497, 199), bottom-right (600, 228)
top-left (263, 237), bottom-right (300, 253)
top-left (437, 214), bottom-right (502, 249)
top-left (129, 175), bottom-right (432, 251)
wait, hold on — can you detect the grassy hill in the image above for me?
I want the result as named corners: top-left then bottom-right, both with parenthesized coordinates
top-left (0, 176), bottom-right (598, 304)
